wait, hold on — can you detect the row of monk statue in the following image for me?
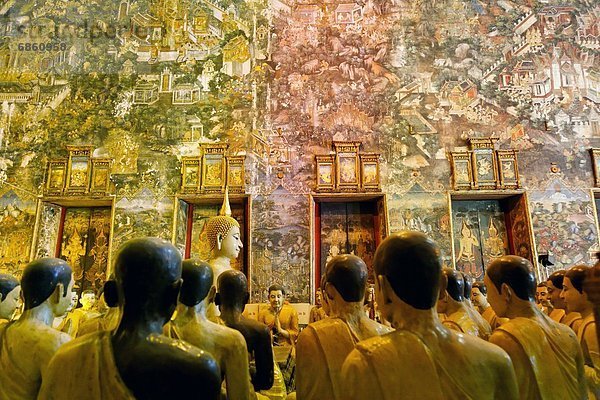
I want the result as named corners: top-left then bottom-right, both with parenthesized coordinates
top-left (0, 230), bottom-right (599, 399)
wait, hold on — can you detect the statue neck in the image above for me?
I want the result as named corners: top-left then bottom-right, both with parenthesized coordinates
top-left (114, 306), bottom-right (167, 339)
top-left (445, 297), bottom-right (467, 315)
top-left (330, 301), bottom-right (365, 327)
top-left (219, 307), bottom-right (243, 325)
top-left (210, 254), bottom-right (232, 267)
top-left (505, 299), bottom-right (539, 319)
top-left (174, 302), bottom-right (208, 325)
top-left (580, 303), bottom-right (594, 319)
top-left (19, 302), bottom-right (55, 326)
top-left (388, 302), bottom-right (441, 335)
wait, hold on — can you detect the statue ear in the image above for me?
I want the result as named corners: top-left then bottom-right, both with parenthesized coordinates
top-left (500, 283), bottom-right (512, 302)
top-left (52, 283), bottom-right (64, 305)
top-left (323, 282), bottom-right (335, 301)
top-left (243, 292), bottom-right (250, 306)
top-left (216, 233), bottom-right (224, 250)
top-left (214, 292), bottom-right (221, 306)
top-left (376, 274), bottom-right (391, 305)
top-left (104, 280), bottom-right (119, 307)
top-left (207, 286), bottom-right (217, 304)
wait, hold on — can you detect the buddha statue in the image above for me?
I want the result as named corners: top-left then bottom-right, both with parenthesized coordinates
top-left (340, 231), bottom-right (519, 400)
top-left (258, 284), bottom-right (299, 347)
top-left (164, 259), bottom-right (254, 400)
top-left (296, 255), bottom-right (392, 400)
top-left (0, 258), bottom-right (73, 400)
top-left (563, 265), bottom-right (600, 399)
top-left (461, 272), bottom-right (492, 338)
top-left (547, 269), bottom-right (582, 331)
top-left (308, 290), bottom-right (327, 323)
top-left (216, 269), bottom-right (275, 393)
top-left (485, 255), bottom-right (586, 399)
top-left (39, 238), bottom-right (221, 400)
top-left (0, 273), bottom-right (20, 323)
top-left (205, 190), bottom-right (243, 320)
top-left (472, 281), bottom-right (503, 329)
top-left (437, 267), bottom-right (488, 339)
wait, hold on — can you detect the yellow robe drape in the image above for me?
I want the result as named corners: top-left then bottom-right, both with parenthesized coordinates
top-left (38, 331), bottom-right (135, 400)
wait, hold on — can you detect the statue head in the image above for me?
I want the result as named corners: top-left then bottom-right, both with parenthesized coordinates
top-left (315, 289), bottom-right (322, 307)
top-left (179, 259), bottom-right (214, 307)
top-left (21, 258), bottom-right (73, 317)
top-left (268, 284), bottom-right (285, 312)
top-left (0, 274), bottom-right (20, 320)
top-left (471, 281), bottom-right (488, 309)
top-left (461, 220), bottom-right (471, 238)
top-left (80, 289), bottom-right (96, 311)
top-left (437, 267), bottom-right (464, 314)
top-left (204, 191), bottom-right (243, 259)
top-left (105, 238), bottom-right (182, 325)
top-left (535, 282), bottom-right (549, 305)
top-left (462, 272), bottom-right (473, 301)
top-left (323, 255), bottom-right (368, 309)
top-left (562, 265), bottom-right (590, 313)
top-left (547, 269), bottom-right (567, 309)
top-left (373, 231), bottom-right (441, 322)
top-left (215, 269), bottom-right (249, 313)
top-left (484, 255), bottom-right (536, 318)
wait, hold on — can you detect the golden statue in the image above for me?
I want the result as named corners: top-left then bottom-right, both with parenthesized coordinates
top-left (296, 255), bottom-right (392, 400)
top-left (485, 256), bottom-right (587, 399)
top-left (258, 284), bottom-right (299, 347)
top-left (0, 274), bottom-right (20, 323)
top-left (547, 270), bottom-right (582, 332)
top-left (205, 189), bottom-right (243, 320)
top-left (340, 232), bottom-right (519, 400)
top-left (0, 259), bottom-right (73, 400)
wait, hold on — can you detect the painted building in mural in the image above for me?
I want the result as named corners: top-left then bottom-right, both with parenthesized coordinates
top-left (0, 0), bottom-right (598, 303)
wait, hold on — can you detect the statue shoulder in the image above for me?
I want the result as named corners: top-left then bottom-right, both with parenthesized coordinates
top-left (354, 333), bottom-right (393, 356)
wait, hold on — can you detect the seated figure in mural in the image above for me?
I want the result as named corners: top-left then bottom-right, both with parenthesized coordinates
top-left (164, 259), bottom-right (254, 400)
top-left (340, 231), bottom-right (519, 400)
top-left (216, 269), bottom-right (275, 393)
top-left (563, 265), bottom-right (600, 399)
top-left (258, 284), bottom-right (299, 347)
top-left (485, 256), bottom-right (586, 400)
top-left (296, 255), bottom-right (392, 400)
top-left (62, 289), bottom-right (101, 338)
top-left (0, 258), bottom-right (73, 400)
top-left (38, 238), bottom-right (221, 400)
top-left (472, 281), bottom-right (504, 330)
top-left (461, 272), bottom-right (492, 339)
top-left (0, 273), bottom-right (20, 323)
top-left (309, 289), bottom-right (327, 323)
top-left (547, 270), bottom-right (582, 331)
top-left (536, 282), bottom-right (553, 315)
top-left (437, 267), bottom-right (488, 339)
top-left (205, 190), bottom-right (244, 320)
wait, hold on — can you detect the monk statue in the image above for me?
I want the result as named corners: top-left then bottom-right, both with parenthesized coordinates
top-left (485, 255), bottom-right (586, 399)
top-left (296, 255), bottom-right (392, 400)
top-left (38, 237), bottom-right (221, 400)
top-left (258, 284), bottom-right (299, 346)
top-left (0, 258), bottom-right (73, 400)
top-left (536, 282), bottom-right (553, 315)
top-left (563, 265), bottom-right (600, 399)
top-left (0, 273), bottom-right (20, 323)
top-left (461, 272), bottom-right (492, 339)
top-left (62, 289), bottom-right (101, 337)
top-left (472, 281), bottom-right (504, 329)
top-left (216, 269), bottom-right (275, 393)
top-left (76, 281), bottom-right (120, 337)
top-left (205, 190), bottom-right (243, 320)
top-left (547, 270), bottom-right (582, 331)
top-left (308, 290), bottom-right (327, 323)
top-left (164, 259), bottom-right (254, 400)
top-left (437, 267), bottom-right (489, 339)
top-left (340, 231), bottom-right (518, 400)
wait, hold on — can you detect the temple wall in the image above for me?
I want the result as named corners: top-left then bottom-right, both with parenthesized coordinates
top-left (0, 0), bottom-right (599, 301)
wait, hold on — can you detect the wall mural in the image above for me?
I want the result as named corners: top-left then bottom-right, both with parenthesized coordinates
top-left (0, 0), bottom-right (598, 298)
top-left (0, 189), bottom-right (36, 276)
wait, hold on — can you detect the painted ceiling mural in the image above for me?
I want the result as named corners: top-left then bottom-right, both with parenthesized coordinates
top-left (0, 0), bottom-right (598, 300)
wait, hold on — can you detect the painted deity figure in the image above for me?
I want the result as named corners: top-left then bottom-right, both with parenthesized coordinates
top-left (205, 190), bottom-right (243, 320)
top-left (457, 220), bottom-right (480, 277)
top-left (485, 219), bottom-right (505, 258)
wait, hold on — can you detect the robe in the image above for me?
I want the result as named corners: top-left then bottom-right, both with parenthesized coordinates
top-left (258, 304), bottom-right (299, 346)
top-left (443, 308), bottom-right (481, 338)
top-left (38, 331), bottom-right (135, 400)
top-left (309, 306), bottom-right (327, 324)
top-left (341, 328), bottom-right (519, 400)
top-left (482, 306), bottom-right (500, 329)
top-left (577, 315), bottom-right (600, 399)
top-left (296, 318), bottom-right (357, 400)
top-left (490, 315), bottom-right (586, 400)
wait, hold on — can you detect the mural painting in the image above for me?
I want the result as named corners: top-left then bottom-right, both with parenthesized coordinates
top-left (0, 190), bottom-right (36, 276)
